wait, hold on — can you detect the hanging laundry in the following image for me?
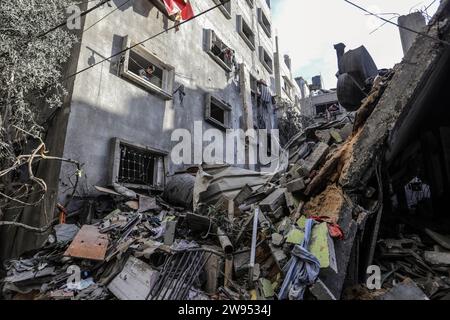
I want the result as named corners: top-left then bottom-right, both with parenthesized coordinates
top-left (258, 80), bottom-right (272, 104)
top-left (163, 0), bottom-right (194, 22)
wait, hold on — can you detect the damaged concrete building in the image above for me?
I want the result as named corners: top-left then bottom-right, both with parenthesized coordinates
top-left (2, 0), bottom-right (450, 301)
top-left (296, 74), bottom-right (347, 126)
top-left (1, 0), bottom-right (296, 258)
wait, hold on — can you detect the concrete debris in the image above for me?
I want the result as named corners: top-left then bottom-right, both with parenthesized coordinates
top-left (53, 224), bottom-right (80, 244)
top-left (377, 279), bottom-right (429, 301)
top-left (2, 1), bottom-right (450, 301)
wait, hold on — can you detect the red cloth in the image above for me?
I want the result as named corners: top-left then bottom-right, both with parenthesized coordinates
top-left (310, 216), bottom-right (345, 240)
top-left (163, 0), bottom-right (194, 21)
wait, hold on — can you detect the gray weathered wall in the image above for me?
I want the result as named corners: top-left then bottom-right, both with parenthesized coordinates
top-left (58, 0), bottom-right (275, 201)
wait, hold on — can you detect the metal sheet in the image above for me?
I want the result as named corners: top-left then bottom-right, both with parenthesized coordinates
top-left (108, 256), bottom-right (159, 300)
top-left (138, 195), bottom-right (159, 212)
top-left (64, 225), bottom-right (109, 261)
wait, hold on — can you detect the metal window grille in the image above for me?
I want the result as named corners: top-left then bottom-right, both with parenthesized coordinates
top-left (118, 143), bottom-right (160, 186)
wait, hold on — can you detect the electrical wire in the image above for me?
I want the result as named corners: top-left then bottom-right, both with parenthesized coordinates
top-left (62, 0), bottom-right (231, 83)
top-left (425, 0), bottom-right (438, 11)
top-left (84, 0), bottom-right (132, 32)
top-left (74, 0), bottom-right (102, 5)
top-left (344, 0), bottom-right (450, 47)
top-left (37, 0), bottom-right (112, 38)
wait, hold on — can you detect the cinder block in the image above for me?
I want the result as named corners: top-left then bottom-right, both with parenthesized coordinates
top-left (286, 178), bottom-right (306, 193)
top-left (259, 188), bottom-right (287, 213)
top-left (298, 142), bottom-right (329, 176)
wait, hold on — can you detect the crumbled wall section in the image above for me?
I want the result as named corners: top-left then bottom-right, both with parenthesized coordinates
top-left (299, 0), bottom-right (450, 298)
top-left (341, 1), bottom-right (450, 189)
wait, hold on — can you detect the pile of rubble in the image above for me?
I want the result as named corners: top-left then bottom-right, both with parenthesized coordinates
top-left (0, 66), bottom-right (411, 301)
top-left (344, 227), bottom-right (450, 300)
top-left (0, 109), bottom-right (358, 300)
top-left (3, 0), bottom-right (450, 297)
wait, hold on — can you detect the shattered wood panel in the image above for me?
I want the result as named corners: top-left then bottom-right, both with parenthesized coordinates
top-left (64, 225), bottom-right (109, 261)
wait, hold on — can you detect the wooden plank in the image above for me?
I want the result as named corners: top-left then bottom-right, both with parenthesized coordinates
top-left (224, 257), bottom-right (234, 288)
top-left (64, 225), bottom-right (109, 261)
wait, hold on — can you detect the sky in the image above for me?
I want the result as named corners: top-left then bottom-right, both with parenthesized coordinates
top-left (272, 0), bottom-right (440, 89)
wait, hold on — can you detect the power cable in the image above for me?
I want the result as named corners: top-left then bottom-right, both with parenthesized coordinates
top-left (62, 0), bottom-right (231, 82)
top-left (425, 0), bottom-right (438, 11)
top-left (84, 0), bottom-right (132, 32)
top-left (74, 0), bottom-right (102, 5)
top-left (37, 0), bottom-right (112, 38)
top-left (344, 0), bottom-right (450, 46)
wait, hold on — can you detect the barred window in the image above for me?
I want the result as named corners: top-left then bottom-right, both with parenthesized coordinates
top-left (111, 139), bottom-right (167, 190)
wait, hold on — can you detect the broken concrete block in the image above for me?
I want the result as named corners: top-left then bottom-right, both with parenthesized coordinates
top-left (252, 264), bottom-right (261, 281)
top-left (315, 130), bottom-right (332, 144)
top-left (54, 224), bottom-right (80, 243)
top-left (297, 142), bottom-right (329, 177)
top-left (270, 244), bottom-right (288, 266)
top-left (259, 188), bottom-right (287, 213)
top-left (259, 278), bottom-right (274, 298)
top-left (377, 278), bottom-right (429, 300)
top-left (234, 184), bottom-right (253, 206)
top-left (276, 217), bottom-right (292, 235)
top-left (234, 251), bottom-right (250, 277)
top-left (287, 164), bottom-right (302, 180)
top-left (284, 191), bottom-right (297, 211)
top-left (164, 221), bottom-right (177, 246)
top-left (286, 228), bottom-right (305, 245)
top-left (330, 129), bottom-right (343, 143)
top-left (310, 279), bottom-right (337, 300)
top-left (339, 123), bottom-right (353, 141)
top-left (258, 211), bottom-right (272, 230)
top-left (286, 178), bottom-right (306, 193)
top-left (424, 251), bottom-right (450, 266)
top-left (271, 233), bottom-right (284, 247)
top-left (272, 206), bottom-right (285, 220)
